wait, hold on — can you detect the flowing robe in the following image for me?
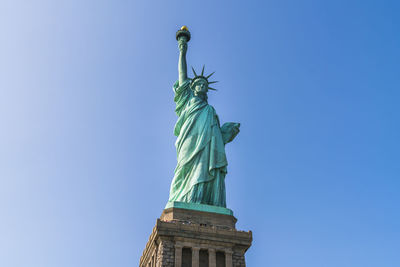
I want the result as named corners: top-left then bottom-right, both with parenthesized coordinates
top-left (168, 80), bottom-right (228, 207)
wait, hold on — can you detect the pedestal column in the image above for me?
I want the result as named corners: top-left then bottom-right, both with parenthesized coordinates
top-left (208, 248), bottom-right (216, 267)
top-left (225, 250), bottom-right (233, 267)
top-left (174, 244), bottom-right (182, 267)
top-left (192, 247), bottom-right (200, 267)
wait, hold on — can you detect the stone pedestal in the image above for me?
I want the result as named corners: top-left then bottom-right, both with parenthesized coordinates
top-left (140, 205), bottom-right (252, 267)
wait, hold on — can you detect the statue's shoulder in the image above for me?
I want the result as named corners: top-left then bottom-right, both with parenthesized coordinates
top-left (174, 79), bottom-right (191, 93)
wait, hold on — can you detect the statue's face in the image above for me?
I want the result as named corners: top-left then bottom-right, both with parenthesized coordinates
top-left (193, 80), bottom-right (208, 94)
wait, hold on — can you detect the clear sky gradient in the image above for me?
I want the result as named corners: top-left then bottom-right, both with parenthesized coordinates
top-left (1, 1), bottom-right (399, 267)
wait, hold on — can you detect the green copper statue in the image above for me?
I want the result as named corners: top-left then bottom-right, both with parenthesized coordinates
top-left (167, 26), bottom-right (240, 209)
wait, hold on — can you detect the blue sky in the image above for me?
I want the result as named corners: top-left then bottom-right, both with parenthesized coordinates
top-left (1, 1), bottom-right (399, 266)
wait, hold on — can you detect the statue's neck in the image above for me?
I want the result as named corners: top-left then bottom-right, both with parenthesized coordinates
top-left (194, 92), bottom-right (207, 101)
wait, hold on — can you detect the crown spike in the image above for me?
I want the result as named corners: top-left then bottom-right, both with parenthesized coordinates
top-left (206, 72), bottom-right (215, 79)
top-left (208, 87), bottom-right (217, 91)
top-left (208, 81), bottom-right (218, 84)
top-left (201, 65), bottom-right (205, 76)
top-left (191, 66), bottom-right (197, 77)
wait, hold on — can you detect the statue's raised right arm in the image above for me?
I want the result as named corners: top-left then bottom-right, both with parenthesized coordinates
top-left (178, 37), bottom-right (188, 86)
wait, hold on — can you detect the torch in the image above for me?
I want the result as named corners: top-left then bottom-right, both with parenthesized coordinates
top-left (176, 26), bottom-right (191, 43)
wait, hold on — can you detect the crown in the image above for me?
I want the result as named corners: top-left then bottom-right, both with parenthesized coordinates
top-left (190, 65), bottom-right (218, 91)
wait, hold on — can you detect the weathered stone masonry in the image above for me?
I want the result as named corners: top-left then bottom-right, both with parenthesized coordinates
top-left (140, 208), bottom-right (252, 267)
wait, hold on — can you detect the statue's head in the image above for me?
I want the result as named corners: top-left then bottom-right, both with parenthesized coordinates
top-left (190, 65), bottom-right (218, 96)
top-left (192, 78), bottom-right (208, 94)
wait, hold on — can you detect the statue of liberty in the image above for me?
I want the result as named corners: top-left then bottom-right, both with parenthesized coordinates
top-left (167, 26), bottom-right (240, 208)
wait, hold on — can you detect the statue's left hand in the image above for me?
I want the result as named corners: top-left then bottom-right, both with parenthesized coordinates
top-left (233, 123), bottom-right (240, 136)
top-left (221, 122), bottom-right (240, 144)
